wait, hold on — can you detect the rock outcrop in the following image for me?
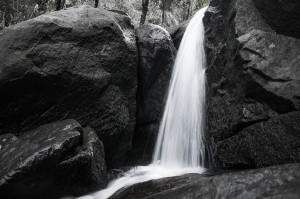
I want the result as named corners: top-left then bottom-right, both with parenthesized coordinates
top-left (130, 24), bottom-right (176, 164)
top-left (111, 163), bottom-right (300, 199)
top-left (0, 119), bottom-right (106, 199)
top-left (0, 5), bottom-right (137, 168)
top-left (204, 0), bottom-right (300, 168)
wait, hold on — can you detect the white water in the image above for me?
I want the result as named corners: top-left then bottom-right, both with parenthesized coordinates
top-left (152, 7), bottom-right (207, 168)
top-left (79, 7), bottom-right (208, 199)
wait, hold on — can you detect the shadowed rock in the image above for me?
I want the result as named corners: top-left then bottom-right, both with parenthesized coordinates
top-left (217, 111), bottom-right (300, 168)
top-left (252, 0), bottom-right (300, 39)
top-left (130, 24), bottom-right (176, 165)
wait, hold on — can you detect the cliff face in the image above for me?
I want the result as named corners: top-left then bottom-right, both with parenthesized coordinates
top-left (204, 0), bottom-right (300, 168)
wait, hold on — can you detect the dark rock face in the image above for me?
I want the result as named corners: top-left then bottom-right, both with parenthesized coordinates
top-left (0, 119), bottom-right (106, 199)
top-left (130, 24), bottom-right (176, 164)
top-left (239, 30), bottom-right (300, 112)
top-left (252, 0), bottom-right (300, 39)
top-left (204, 0), bottom-right (300, 168)
top-left (130, 123), bottom-right (160, 165)
top-left (0, 5), bottom-right (137, 168)
top-left (111, 163), bottom-right (300, 199)
top-left (238, 30), bottom-right (300, 113)
top-left (217, 111), bottom-right (300, 168)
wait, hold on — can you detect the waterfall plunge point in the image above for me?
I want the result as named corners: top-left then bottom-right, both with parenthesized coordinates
top-left (79, 6), bottom-right (209, 199)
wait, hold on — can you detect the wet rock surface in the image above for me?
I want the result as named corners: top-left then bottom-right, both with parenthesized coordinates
top-left (0, 119), bottom-right (106, 199)
top-left (111, 163), bottom-right (300, 199)
top-left (204, 0), bottom-right (300, 168)
top-left (0, 5), bottom-right (137, 168)
top-left (130, 24), bottom-right (176, 165)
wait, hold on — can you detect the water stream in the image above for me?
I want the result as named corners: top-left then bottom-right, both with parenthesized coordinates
top-left (79, 6), bottom-right (208, 199)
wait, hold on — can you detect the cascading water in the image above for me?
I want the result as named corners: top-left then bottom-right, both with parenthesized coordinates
top-left (152, 7), bottom-right (207, 168)
top-left (79, 6), bottom-right (209, 199)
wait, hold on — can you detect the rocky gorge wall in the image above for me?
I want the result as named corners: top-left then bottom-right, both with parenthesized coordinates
top-left (204, 0), bottom-right (300, 168)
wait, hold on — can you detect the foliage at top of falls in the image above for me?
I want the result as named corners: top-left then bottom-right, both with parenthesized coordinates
top-left (0, 0), bottom-right (210, 29)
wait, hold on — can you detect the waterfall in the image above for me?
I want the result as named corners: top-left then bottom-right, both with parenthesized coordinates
top-left (152, 7), bottom-right (207, 168)
top-left (79, 7), bottom-right (209, 199)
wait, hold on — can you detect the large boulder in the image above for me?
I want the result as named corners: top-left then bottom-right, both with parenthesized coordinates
top-left (0, 5), bottom-right (137, 168)
top-left (204, 0), bottom-right (300, 168)
top-left (111, 163), bottom-right (300, 199)
top-left (0, 119), bottom-right (106, 199)
top-left (130, 24), bottom-right (176, 164)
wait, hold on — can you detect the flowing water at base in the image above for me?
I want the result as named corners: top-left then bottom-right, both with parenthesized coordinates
top-left (79, 6), bottom-right (208, 199)
top-left (79, 166), bottom-right (204, 199)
